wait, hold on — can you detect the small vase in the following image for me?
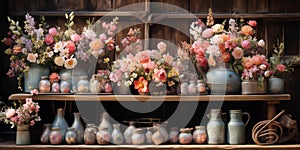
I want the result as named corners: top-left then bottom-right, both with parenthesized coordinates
top-left (268, 76), bottom-right (284, 93)
top-left (96, 127), bottom-right (110, 144)
top-left (145, 127), bottom-right (153, 144)
top-left (24, 64), bottom-right (50, 92)
top-left (84, 124), bottom-right (98, 145)
top-left (241, 80), bottom-right (267, 95)
top-left (50, 127), bottom-right (63, 145)
top-left (77, 75), bottom-right (90, 93)
top-left (169, 127), bottom-right (179, 144)
top-left (71, 112), bottom-right (84, 144)
top-left (90, 74), bottom-right (102, 93)
top-left (179, 128), bottom-right (193, 145)
top-left (39, 76), bottom-right (51, 93)
top-left (52, 108), bottom-right (69, 143)
top-left (193, 126), bottom-right (207, 144)
top-left (132, 128), bottom-right (145, 145)
top-left (16, 124), bottom-right (30, 145)
top-left (40, 124), bottom-right (52, 144)
top-left (65, 127), bottom-right (77, 144)
top-left (111, 124), bottom-right (124, 145)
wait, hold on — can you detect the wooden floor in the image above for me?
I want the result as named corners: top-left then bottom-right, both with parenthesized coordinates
top-left (1, 142), bottom-right (300, 150)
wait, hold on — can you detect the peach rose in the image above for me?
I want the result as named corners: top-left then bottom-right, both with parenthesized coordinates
top-left (153, 68), bottom-right (167, 82)
top-left (241, 25), bottom-right (254, 35)
top-left (252, 55), bottom-right (265, 65)
top-left (242, 57), bottom-right (253, 69)
top-left (6, 108), bottom-right (16, 119)
top-left (232, 47), bottom-right (244, 59)
top-left (12, 45), bottom-right (22, 54)
top-left (27, 53), bottom-right (38, 63)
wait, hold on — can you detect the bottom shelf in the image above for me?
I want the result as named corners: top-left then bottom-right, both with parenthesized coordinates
top-left (1, 142), bottom-right (300, 150)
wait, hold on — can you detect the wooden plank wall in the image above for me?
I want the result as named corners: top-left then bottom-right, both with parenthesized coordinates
top-left (1, 0), bottom-right (300, 143)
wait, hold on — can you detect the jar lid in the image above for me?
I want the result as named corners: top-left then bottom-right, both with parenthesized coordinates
top-left (229, 109), bottom-right (242, 113)
top-left (52, 127), bottom-right (60, 131)
top-left (195, 126), bottom-right (205, 130)
top-left (180, 128), bottom-right (191, 133)
top-left (79, 75), bottom-right (88, 80)
top-left (40, 76), bottom-right (49, 80)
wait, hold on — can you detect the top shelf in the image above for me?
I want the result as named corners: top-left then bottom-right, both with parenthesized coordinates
top-left (8, 93), bottom-right (291, 102)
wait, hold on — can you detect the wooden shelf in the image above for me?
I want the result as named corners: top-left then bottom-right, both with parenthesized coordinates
top-left (8, 93), bottom-right (291, 102)
top-left (0, 142), bottom-right (300, 150)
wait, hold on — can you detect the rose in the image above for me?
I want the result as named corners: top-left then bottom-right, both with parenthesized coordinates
top-left (45, 34), bottom-right (54, 45)
top-left (222, 52), bottom-right (231, 63)
top-left (153, 68), bottom-right (167, 82)
top-left (258, 39), bottom-right (265, 47)
top-left (157, 42), bottom-right (167, 53)
top-left (241, 25), bottom-right (254, 35)
top-left (89, 38), bottom-right (104, 51)
top-left (232, 47), bottom-right (244, 59)
top-left (49, 72), bottom-right (60, 83)
top-left (70, 34), bottom-right (81, 42)
top-left (252, 54), bottom-right (265, 65)
top-left (247, 20), bottom-right (257, 27)
top-left (241, 40), bottom-right (251, 49)
top-left (276, 64), bottom-right (286, 72)
top-left (49, 27), bottom-right (58, 36)
top-left (54, 56), bottom-right (65, 66)
top-left (6, 108), bottom-right (16, 119)
top-left (242, 57), bottom-right (253, 69)
top-left (65, 40), bottom-right (76, 54)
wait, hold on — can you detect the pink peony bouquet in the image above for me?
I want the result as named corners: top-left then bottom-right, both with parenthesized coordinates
top-left (0, 98), bottom-right (41, 128)
top-left (109, 41), bottom-right (184, 94)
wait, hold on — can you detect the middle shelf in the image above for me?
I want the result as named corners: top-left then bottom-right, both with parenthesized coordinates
top-left (8, 94), bottom-right (291, 102)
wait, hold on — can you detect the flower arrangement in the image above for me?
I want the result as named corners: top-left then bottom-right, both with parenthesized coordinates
top-left (181, 9), bottom-right (266, 78)
top-left (0, 98), bottom-right (41, 128)
top-left (117, 28), bottom-right (143, 57)
top-left (241, 54), bottom-right (270, 81)
top-left (268, 41), bottom-right (300, 78)
top-left (76, 17), bottom-right (119, 64)
top-left (109, 41), bottom-right (183, 94)
top-left (2, 12), bottom-right (81, 90)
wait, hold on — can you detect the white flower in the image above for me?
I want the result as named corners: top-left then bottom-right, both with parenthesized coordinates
top-left (258, 39), bottom-right (265, 47)
top-left (64, 58), bottom-right (77, 69)
top-left (54, 41), bottom-right (64, 53)
top-left (48, 51), bottom-right (54, 57)
top-left (210, 35), bottom-right (223, 45)
top-left (211, 24), bottom-right (224, 33)
top-left (54, 56), bottom-right (65, 66)
top-left (132, 73), bottom-right (138, 78)
top-left (124, 81), bottom-right (132, 87)
top-left (259, 64), bottom-right (267, 71)
top-left (85, 30), bottom-right (96, 40)
top-left (157, 42), bottom-right (167, 53)
top-left (206, 45), bottom-right (221, 57)
top-left (27, 53), bottom-right (38, 63)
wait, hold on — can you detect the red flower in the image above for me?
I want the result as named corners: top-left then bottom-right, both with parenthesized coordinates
top-left (134, 77), bottom-right (149, 93)
top-left (65, 40), bottom-right (76, 54)
top-left (153, 68), bottom-right (167, 82)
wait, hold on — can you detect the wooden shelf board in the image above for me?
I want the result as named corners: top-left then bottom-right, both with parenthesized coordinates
top-left (8, 94), bottom-right (291, 102)
top-left (12, 11), bottom-right (148, 17)
top-left (0, 142), bottom-right (300, 150)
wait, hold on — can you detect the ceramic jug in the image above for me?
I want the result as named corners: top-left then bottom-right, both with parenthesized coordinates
top-left (206, 109), bottom-right (225, 144)
top-left (227, 109), bottom-right (250, 144)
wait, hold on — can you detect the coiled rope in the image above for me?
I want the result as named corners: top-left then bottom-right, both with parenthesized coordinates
top-left (252, 110), bottom-right (285, 145)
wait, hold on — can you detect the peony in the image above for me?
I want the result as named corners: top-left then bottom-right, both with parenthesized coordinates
top-left (202, 28), bottom-right (213, 38)
top-left (89, 38), bottom-right (104, 51)
top-left (242, 57), bottom-right (253, 69)
top-left (252, 54), bottom-right (265, 65)
top-left (27, 53), bottom-right (38, 63)
top-left (54, 56), bottom-right (65, 66)
top-left (45, 34), bottom-right (54, 45)
top-left (49, 27), bottom-right (58, 36)
top-left (247, 20), bottom-right (257, 27)
top-left (232, 47), bottom-right (244, 59)
top-left (157, 42), bottom-right (167, 53)
top-left (65, 40), bottom-right (76, 54)
top-left (153, 68), bottom-right (167, 82)
top-left (241, 40), bottom-right (251, 49)
top-left (241, 25), bottom-right (254, 35)
top-left (64, 58), bottom-right (77, 69)
top-left (276, 64), bottom-right (286, 72)
top-left (70, 34), bottom-right (81, 42)
top-left (6, 108), bottom-right (16, 119)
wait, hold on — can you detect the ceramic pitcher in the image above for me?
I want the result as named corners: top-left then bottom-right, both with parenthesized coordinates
top-left (227, 109), bottom-right (250, 144)
top-left (206, 109), bottom-right (225, 144)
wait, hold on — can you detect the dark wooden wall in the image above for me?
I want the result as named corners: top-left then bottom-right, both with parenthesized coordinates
top-left (1, 0), bottom-right (300, 143)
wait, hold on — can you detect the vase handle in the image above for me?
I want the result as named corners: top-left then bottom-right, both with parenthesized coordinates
top-left (243, 112), bottom-right (251, 126)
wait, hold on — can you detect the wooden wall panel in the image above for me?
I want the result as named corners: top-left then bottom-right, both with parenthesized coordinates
top-left (189, 0), bottom-right (210, 13)
top-left (269, 0), bottom-right (286, 13)
top-left (115, 0), bottom-right (146, 10)
top-left (150, 0), bottom-right (189, 13)
top-left (211, 0), bottom-right (232, 13)
top-left (265, 21), bottom-right (284, 56)
top-left (286, 0), bottom-right (300, 13)
top-left (284, 22), bottom-right (300, 56)
top-left (232, 0), bottom-right (248, 13)
top-left (248, 0), bottom-right (269, 13)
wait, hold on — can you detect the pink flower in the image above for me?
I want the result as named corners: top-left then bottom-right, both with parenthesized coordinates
top-left (143, 61), bottom-right (157, 72)
top-left (89, 38), bottom-right (104, 51)
top-left (45, 34), bottom-right (54, 45)
top-left (202, 28), bottom-right (213, 38)
top-left (49, 27), bottom-right (58, 36)
top-left (71, 34), bottom-right (81, 42)
top-left (232, 47), bottom-right (244, 59)
top-left (196, 55), bottom-right (208, 67)
top-left (49, 72), bottom-right (60, 84)
top-left (30, 89), bottom-right (39, 95)
top-left (65, 40), bottom-right (76, 54)
top-left (242, 57), bottom-right (253, 69)
top-left (247, 20), bottom-right (257, 27)
top-left (241, 40), bottom-right (251, 49)
top-left (136, 51), bottom-right (150, 64)
top-left (6, 108), bottom-right (16, 119)
top-left (26, 98), bottom-right (33, 104)
top-left (30, 120), bottom-right (35, 126)
top-left (276, 64), bottom-right (286, 72)
top-left (153, 68), bottom-right (167, 82)
top-left (27, 53), bottom-right (38, 63)
top-left (252, 54), bottom-right (265, 65)
top-left (99, 34), bottom-right (107, 41)
top-left (163, 54), bottom-right (174, 65)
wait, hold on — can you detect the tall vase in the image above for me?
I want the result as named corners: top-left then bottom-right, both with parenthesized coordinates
top-left (52, 108), bottom-right (69, 143)
top-left (99, 112), bottom-right (112, 134)
top-left (206, 64), bottom-right (241, 95)
top-left (24, 64), bottom-right (50, 92)
top-left (16, 124), bottom-right (30, 145)
top-left (71, 112), bottom-right (84, 144)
